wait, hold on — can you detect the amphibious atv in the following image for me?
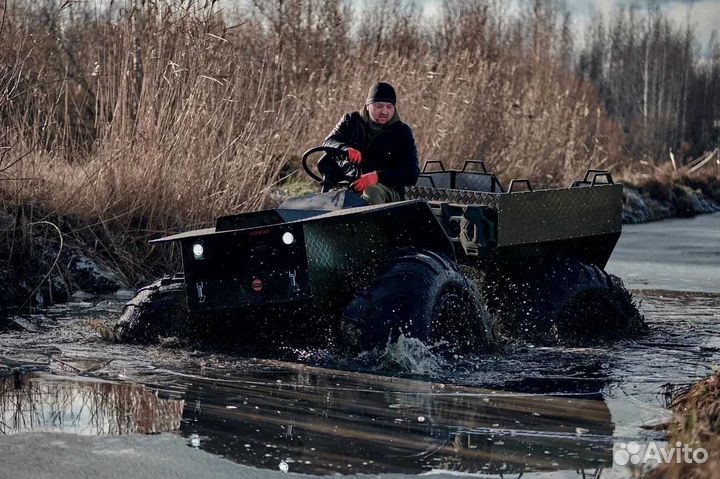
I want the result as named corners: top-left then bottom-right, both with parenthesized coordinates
top-left (115, 147), bottom-right (642, 351)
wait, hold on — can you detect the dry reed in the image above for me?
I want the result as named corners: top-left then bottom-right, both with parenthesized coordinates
top-left (0, 0), bottom-right (631, 282)
top-left (648, 372), bottom-right (720, 478)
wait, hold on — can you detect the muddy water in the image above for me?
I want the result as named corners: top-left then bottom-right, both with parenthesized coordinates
top-left (0, 214), bottom-right (719, 478)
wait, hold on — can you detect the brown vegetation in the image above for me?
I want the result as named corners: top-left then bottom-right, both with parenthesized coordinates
top-left (0, 0), bottom-right (717, 286)
top-left (648, 372), bottom-right (720, 478)
top-left (622, 169), bottom-right (720, 222)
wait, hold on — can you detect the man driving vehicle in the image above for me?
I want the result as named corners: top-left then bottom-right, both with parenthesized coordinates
top-left (323, 82), bottom-right (419, 204)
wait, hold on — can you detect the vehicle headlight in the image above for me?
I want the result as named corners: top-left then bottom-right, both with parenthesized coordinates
top-left (192, 243), bottom-right (204, 259)
top-left (282, 232), bottom-right (295, 245)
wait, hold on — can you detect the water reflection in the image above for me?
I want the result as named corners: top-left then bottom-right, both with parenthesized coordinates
top-left (0, 366), bottom-right (611, 475)
top-left (173, 364), bottom-right (614, 475)
top-left (0, 373), bottom-right (183, 435)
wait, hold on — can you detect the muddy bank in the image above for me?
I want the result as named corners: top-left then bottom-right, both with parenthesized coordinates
top-left (647, 371), bottom-right (720, 478)
top-left (622, 175), bottom-right (720, 224)
top-left (0, 202), bottom-right (130, 311)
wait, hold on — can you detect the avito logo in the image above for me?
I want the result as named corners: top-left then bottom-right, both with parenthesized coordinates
top-left (614, 441), bottom-right (708, 466)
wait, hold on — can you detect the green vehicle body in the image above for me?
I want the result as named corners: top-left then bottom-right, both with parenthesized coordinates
top-left (151, 163), bottom-right (622, 316)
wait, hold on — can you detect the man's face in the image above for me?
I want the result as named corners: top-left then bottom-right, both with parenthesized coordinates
top-left (367, 102), bottom-right (395, 125)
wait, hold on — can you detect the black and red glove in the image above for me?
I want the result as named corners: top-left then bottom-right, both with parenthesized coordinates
top-left (352, 172), bottom-right (379, 192)
top-left (346, 147), bottom-right (362, 164)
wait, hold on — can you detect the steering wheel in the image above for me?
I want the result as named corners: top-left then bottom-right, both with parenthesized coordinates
top-left (301, 146), bottom-right (360, 192)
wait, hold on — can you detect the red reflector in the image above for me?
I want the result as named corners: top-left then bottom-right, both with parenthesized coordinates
top-left (252, 278), bottom-right (263, 292)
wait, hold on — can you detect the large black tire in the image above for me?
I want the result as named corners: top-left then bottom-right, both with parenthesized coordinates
top-left (483, 257), bottom-right (645, 343)
top-left (113, 277), bottom-right (189, 344)
top-left (113, 277), bottom-right (331, 350)
top-left (340, 249), bottom-right (495, 353)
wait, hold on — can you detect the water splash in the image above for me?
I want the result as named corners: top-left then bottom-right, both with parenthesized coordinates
top-left (357, 334), bottom-right (449, 376)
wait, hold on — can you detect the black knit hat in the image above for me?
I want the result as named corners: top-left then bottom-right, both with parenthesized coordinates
top-left (365, 82), bottom-right (396, 105)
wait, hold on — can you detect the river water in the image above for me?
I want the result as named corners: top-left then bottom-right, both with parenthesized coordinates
top-left (0, 214), bottom-right (718, 478)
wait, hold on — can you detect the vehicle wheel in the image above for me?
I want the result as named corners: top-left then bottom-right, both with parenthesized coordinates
top-left (483, 257), bottom-right (645, 343)
top-left (340, 249), bottom-right (495, 353)
top-left (113, 276), bottom-right (189, 344)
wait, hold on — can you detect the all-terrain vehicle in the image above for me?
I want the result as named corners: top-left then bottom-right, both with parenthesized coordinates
top-left (115, 147), bottom-right (642, 351)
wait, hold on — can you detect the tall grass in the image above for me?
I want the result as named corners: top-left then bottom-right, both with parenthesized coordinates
top-left (1, 0), bottom-right (628, 282)
top-left (648, 371), bottom-right (720, 478)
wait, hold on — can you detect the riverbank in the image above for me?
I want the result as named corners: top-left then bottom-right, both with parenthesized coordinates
top-left (0, 201), bottom-right (129, 311)
top-left (622, 173), bottom-right (720, 224)
top-left (648, 371), bottom-right (720, 478)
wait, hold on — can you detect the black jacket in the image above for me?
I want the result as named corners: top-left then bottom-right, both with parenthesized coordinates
top-left (323, 109), bottom-right (419, 196)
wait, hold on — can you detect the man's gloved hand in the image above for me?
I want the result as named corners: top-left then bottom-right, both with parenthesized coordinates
top-left (345, 147), bottom-right (362, 164)
top-left (352, 172), bottom-right (379, 192)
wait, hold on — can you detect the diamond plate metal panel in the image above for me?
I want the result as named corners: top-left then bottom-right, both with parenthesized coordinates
top-left (406, 186), bottom-right (500, 209)
top-left (303, 219), bottom-right (388, 299)
top-left (497, 184), bottom-right (623, 247)
top-left (302, 202), bottom-right (455, 302)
